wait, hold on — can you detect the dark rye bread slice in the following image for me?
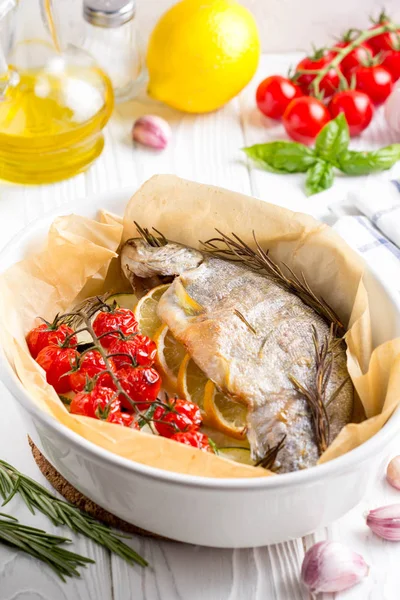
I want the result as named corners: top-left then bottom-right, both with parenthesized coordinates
top-left (28, 437), bottom-right (167, 540)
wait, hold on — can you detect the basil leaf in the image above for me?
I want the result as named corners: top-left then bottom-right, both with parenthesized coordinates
top-left (315, 114), bottom-right (350, 166)
top-left (338, 145), bottom-right (400, 175)
top-left (305, 160), bottom-right (334, 196)
top-left (243, 142), bottom-right (317, 174)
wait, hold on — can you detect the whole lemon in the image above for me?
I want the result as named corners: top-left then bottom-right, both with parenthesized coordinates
top-left (146, 0), bottom-right (260, 113)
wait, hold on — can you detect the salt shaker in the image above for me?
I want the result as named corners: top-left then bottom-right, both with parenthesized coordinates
top-left (83, 0), bottom-right (145, 102)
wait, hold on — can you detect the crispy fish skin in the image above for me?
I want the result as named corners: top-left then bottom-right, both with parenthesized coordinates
top-left (121, 239), bottom-right (353, 473)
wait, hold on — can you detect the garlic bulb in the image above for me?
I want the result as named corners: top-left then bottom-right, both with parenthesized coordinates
top-left (387, 456), bottom-right (400, 490)
top-left (132, 115), bottom-right (171, 150)
top-left (385, 83), bottom-right (400, 135)
top-left (301, 541), bottom-right (368, 593)
top-left (367, 504), bottom-right (400, 540)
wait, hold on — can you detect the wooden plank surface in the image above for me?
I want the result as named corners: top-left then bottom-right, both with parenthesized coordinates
top-left (1, 54), bottom-right (400, 600)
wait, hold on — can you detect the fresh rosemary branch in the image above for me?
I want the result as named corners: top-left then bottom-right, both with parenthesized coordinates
top-left (0, 512), bottom-right (94, 581)
top-left (289, 325), bottom-right (338, 455)
top-left (0, 460), bottom-right (147, 567)
top-left (202, 230), bottom-right (345, 336)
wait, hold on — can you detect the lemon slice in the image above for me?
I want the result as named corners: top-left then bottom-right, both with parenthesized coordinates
top-left (203, 380), bottom-right (247, 440)
top-left (106, 293), bottom-right (138, 311)
top-left (177, 354), bottom-right (208, 412)
top-left (218, 447), bottom-right (254, 466)
top-left (133, 284), bottom-right (170, 339)
top-left (154, 325), bottom-right (187, 392)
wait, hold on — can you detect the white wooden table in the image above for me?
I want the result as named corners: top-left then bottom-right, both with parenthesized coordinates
top-left (1, 54), bottom-right (400, 600)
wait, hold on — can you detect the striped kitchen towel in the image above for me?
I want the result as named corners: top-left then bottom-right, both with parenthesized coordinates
top-left (348, 179), bottom-right (400, 249)
top-left (330, 180), bottom-right (400, 305)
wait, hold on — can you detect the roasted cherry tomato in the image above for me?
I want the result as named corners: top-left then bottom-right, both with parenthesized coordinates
top-left (282, 97), bottom-right (331, 144)
top-left (328, 90), bottom-right (374, 136)
top-left (70, 386), bottom-right (132, 427)
top-left (108, 335), bottom-right (157, 370)
top-left (117, 366), bottom-right (161, 411)
top-left (256, 75), bottom-right (303, 120)
top-left (382, 51), bottom-right (400, 81)
top-left (70, 385), bottom-right (119, 419)
top-left (295, 50), bottom-right (340, 97)
top-left (171, 430), bottom-right (212, 452)
top-left (106, 410), bottom-right (134, 428)
top-left (352, 64), bottom-right (393, 105)
top-left (69, 350), bottom-right (116, 393)
top-left (36, 345), bottom-right (78, 393)
top-left (93, 307), bottom-right (138, 349)
top-left (27, 323), bottom-right (76, 359)
top-left (153, 398), bottom-right (202, 438)
top-left (334, 41), bottom-right (373, 75)
top-left (368, 18), bottom-right (400, 53)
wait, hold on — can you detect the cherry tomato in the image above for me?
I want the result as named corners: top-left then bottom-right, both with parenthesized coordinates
top-left (352, 65), bottom-right (393, 105)
top-left (328, 90), bottom-right (374, 136)
top-left (154, 398), bottom-right (202, 438)
top-left (36, 346), bottom-right (78, 393)
top-left (171, 430), bottom-right (212, 452)
top-left (70, 385), bottom-right (119, 419)
top-left (256, 75), bottom-right (303, 120)
top-left (334, 41), bottom-right (373, 75)
top-left (117, 366), bottom-right (161, 411)
top-left (282, 97), bottom-right (331, 144)
top-left (108, 335), bottom-right (157, 370)
top-left (106, 410), bottom-right (135, 428)
top-left (26, 323), bottom-right (76, 359)
top-left (69, 350), bottom-right (116, 393)
top-left (369, 19), bottom-right (400, 53)
top-left (295, 51), bottom-right (340, 97)
top-left (93, 307), bottom-right (138, 349)
top-left (382, 51), bottom-right (400, 81)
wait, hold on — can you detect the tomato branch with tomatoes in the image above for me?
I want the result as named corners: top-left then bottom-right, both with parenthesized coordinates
top-left (256, 11), bottom-right (400, 143)
top-left (27, 299), bottom-right (214, 453)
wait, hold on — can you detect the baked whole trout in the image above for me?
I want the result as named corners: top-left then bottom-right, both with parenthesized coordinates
top-left (121, 236), bottom-right (353, 473)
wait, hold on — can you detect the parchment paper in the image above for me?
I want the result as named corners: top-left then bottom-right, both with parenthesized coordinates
top-left (1, 175), bottom-right (399, 478)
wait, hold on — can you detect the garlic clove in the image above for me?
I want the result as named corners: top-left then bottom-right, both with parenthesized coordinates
top-left (132, 115), bottom-right (171, 150)
top-left (301, 541), bottom-right (369, 594)
top-left (387, 456), bottom-right (400, 490)
top-left (366, 504), bottom-right (400, 541)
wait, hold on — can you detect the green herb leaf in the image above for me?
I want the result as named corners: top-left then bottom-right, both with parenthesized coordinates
top-left (58, 395), bottom-right (71, 407)
top-left (338, 144), bottom-right (400, 175)
top-left (305, 160), bottom-right (334, 196)
top-left (208, 438), bottom-right (219, 455)
top-left (315, 114), bottom-right (350, 166)
top-left (243, 142), bottom-right (317, 173)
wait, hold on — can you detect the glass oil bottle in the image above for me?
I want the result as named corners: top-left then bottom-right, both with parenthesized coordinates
top-left (0, 0), bottom-right (114, 184)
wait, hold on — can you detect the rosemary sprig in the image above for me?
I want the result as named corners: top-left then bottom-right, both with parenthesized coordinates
top-left (0, 512), bottom-right (94, 581)
top-left (0, 460), bottom-right (147, 567)
top-left (134, 222), bottom-right (168, 247)
top-left (60, 294), bottom-right (111, 331)
top-left (255, 435), bottom-right (287, 470)
top-left (289, 325), bottom-right (338, 455)
top-left (202, 230), bottom-right (345, 336)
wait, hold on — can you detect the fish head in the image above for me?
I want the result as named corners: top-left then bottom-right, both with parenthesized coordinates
top-left (121, 238), bottom-right (204, 283)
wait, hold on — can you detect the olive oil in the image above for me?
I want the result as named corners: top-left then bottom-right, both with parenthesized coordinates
top-left (0, 65), bottom-right (114, 184)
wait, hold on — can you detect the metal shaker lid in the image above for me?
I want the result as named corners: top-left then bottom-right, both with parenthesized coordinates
top-left (83, 0), bottom-right (135, 28)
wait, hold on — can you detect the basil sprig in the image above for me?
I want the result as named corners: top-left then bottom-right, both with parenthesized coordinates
top-left (243, 114), bottom-right (400, 197)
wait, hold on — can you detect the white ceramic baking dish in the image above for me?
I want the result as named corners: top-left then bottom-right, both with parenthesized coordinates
top-left (1, 188), bottom-right (400, 549)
